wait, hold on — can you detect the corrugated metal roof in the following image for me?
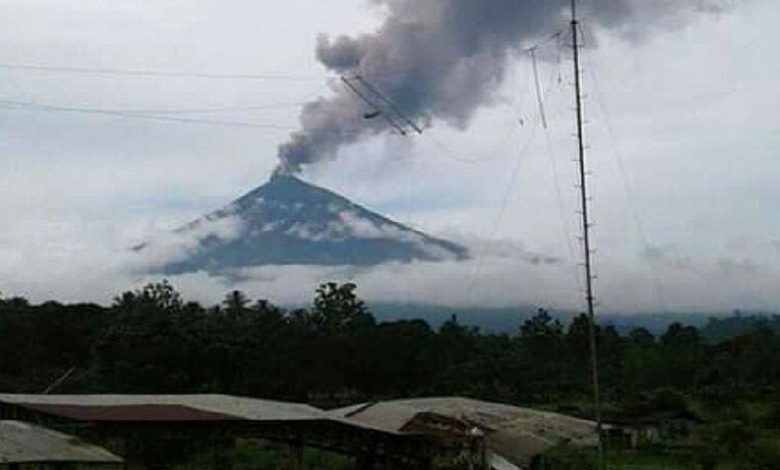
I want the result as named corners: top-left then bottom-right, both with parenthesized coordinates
top-left (331, 397), bottom-right (599, 467)
top-left (335, 402), bottom-right (420, 432)
top-left (341, 397), bottom-right (598, 439)
top-left (18, 403), bottom-right (243, 422)
top-left (489, 452), bottom-right (521, 470)
top-left (0, 420), bottom-right (123, 464)
top-left (0, 394), bottom-right (325, 422)
top-left (0, 394), bottom-right (408, 437)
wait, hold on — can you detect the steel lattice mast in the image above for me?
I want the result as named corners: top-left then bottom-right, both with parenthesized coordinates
top-left (570, 0), bottom-right (604, 461)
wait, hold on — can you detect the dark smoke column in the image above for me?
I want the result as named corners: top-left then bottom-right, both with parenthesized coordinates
top-left (276, 0), bottom-right (733, 175)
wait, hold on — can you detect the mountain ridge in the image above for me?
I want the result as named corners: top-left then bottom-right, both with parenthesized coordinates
top-left (140, 174), bottom-right (468, 273)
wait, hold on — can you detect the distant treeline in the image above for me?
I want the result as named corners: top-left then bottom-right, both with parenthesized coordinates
top-left (370, 303), bottom-right (780, 338)
top-left (1, 281), bottom-right (779, 411)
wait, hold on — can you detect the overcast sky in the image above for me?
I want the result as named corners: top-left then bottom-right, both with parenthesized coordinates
top-left (0, 0), bottom-right (778, 313)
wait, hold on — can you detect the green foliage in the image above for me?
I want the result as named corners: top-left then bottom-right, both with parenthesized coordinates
top-left (745, 438), bottom-right (780, 470)
top-left (172, 440), bottom-right (354, 470)
top-left (2, 281), bottom-right (778, 404)
top-left (1, 281), bottom-right (778, 405)
top-left (311, 282), bottom-right (374, 334)
top-left (702, 314), bottom-right (780, 343)
top-left (691, 420), bottom-right (780, 469)
top-left (113, 280), bottom-right (183, 312)
top-left (1, 281), bottom-right (780, 468)
top-left (542, 445), bottom-right (698, 469)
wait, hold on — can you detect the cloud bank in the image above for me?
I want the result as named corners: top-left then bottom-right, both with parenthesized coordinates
top-left (1, 219), bottom-right (778, 314)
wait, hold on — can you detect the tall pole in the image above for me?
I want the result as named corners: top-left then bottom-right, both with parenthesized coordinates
top-left (570, 0), bottom-right (604, 461)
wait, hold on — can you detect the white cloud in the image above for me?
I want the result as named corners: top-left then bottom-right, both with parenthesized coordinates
top-left (0, 0), bottom-right (777, 313)
top-left (1, 217), bottom-right (779, 314)
top-left (132, 214), bottom-right (245, 271)
top-left (146, 238), bottom-right (780, 313)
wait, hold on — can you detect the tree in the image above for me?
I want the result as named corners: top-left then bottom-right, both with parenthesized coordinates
top-left (623, 327), bottom-right (661, 394)
top-left (113, 280), bottom-right (183, 314)
top-left (310, 282), bottom-right (375, 335)
top-left (661, 323), bottom-right (701, 349)
top-left (659, 322), bottom-right (702, 388)
top-left (565, 314), bottom-right (599, 387)
top-left (223, 290), bottom-right (250, 319)
top-left (566, 314), bottom-right (595, 357)
top-left (519, 309), bottom-right (566, 399)
top-left (628, 327), bottom-right (655, 347)
top-left (521, 308), bottom-right (564, 358)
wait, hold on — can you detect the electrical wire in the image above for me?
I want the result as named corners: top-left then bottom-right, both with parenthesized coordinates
top-left (577, 26), bottom-right (671, 313)
top-left (539, 42), bottom-right (584, 294)
top-left (529, 47), bottom-right (549, 129)
top-left (2, 82), bottom-right (332, 116)
top-left (460, 42), bottom-right (565, 300)
top-left (543, 129), bottom-right (583, 292)
top-left (353, 75), bottom-right (423, 134)
top-left (88, 101), bottom-right (313, 115)
top-left (417, 55), bottom-right (540, 166)
top-left (0, 99), bottom-right (297, 130)
top-left (0, 63), bottom-right (324, 81)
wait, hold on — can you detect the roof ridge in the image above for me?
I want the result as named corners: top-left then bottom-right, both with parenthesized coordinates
top-left (344, 401), bottom-right (378, 418)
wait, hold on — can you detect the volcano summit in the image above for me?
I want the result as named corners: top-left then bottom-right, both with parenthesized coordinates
top-left (139, 175), bottom-right (468, 274)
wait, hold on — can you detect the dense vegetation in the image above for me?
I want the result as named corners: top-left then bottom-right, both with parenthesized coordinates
top-left (1, 281), bottom-right (780, 468)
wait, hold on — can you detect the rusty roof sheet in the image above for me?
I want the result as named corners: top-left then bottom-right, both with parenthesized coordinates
top-left (0, 420), bottom-right (122, 464)
top-left (0, 394), bottom-right (409, 435)
top-left (17, 403), bottom-right (243, 422)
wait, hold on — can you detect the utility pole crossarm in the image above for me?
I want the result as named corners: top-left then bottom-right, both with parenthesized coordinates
top-left (341, 75), bottom-right (408, 135)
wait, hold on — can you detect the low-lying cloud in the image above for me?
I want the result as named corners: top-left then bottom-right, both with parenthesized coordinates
top-left (1, 218), bottom-right (778, 314)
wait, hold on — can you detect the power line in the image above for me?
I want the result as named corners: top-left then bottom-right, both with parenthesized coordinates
top-left (419, 116), bottom-right (524, 165)
top-left (0, 99), bottom-right (315, 116)
top-left (423, 133), bottom-right (483, 164)
top-left (417, 61), bottom-right (539, 165)
top-left (0, 72), bottom-right (330, 115)
top-left (353, 75), bottom-right (423, 135)
top-left (0, 99), bottom-right (297, 130)
top-left (460, 44), bottom-right (564, 300)
top-left (578, 24), bottom-right (670, 314)
top-left (529, 47), bottom-right (549, 129)
top-left (540, 102), bottom-right (583, 293)
top-left (94, 101), bottom-right (312, 115)
top-left (340, 76), bottom-right (408, 135)
top-left (42, 366), bottom-right (77, 394)
top-left (521, 30), bottom-right (565, 54)
top-left (535, 31), bottom-right (582, 293)
top-left (0, 63), bottom-right (324, 81)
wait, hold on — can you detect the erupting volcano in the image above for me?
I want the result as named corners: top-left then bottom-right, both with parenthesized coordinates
top-left (138, 175), bottom-right (468, 274)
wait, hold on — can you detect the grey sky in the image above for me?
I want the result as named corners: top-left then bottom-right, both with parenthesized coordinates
top-left (0, 0), bottom-right (777, 313)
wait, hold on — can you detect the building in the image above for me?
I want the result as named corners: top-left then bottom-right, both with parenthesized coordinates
top-left (0, 394), bottom-right (434, 469)
top-left (0, 394), bottom-right (599, 469)
top-left (0, 420), bottom-right (122, 469)
top-left (604, 410), bottom-right (705, 449)
top-left (331, 397), bottom-right (600, 469)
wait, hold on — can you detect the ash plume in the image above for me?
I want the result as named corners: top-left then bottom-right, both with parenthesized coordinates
top-left (276, 0), bottom-right (733, 174)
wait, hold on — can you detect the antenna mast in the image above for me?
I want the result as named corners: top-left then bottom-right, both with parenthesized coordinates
top-left (570, 0), bottom-right (604, 459)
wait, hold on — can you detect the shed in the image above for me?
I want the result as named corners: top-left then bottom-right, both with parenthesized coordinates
top-left (0, 394), bottom-right (435, 468)
top-left (0, 420), bottom-right (122, 467)
top-left (332, 397), bottom-right (599, 469)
